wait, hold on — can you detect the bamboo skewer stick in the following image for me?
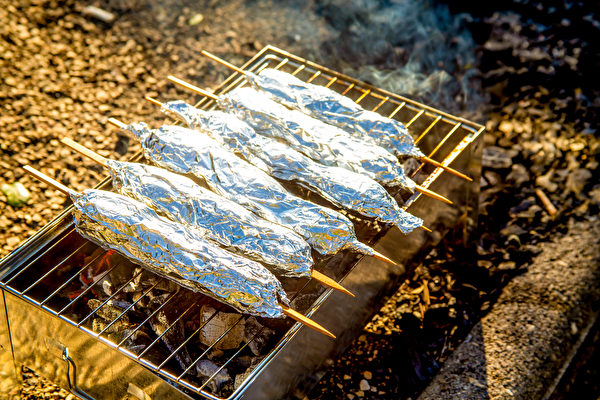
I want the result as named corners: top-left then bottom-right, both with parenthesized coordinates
top-left (166, 76), bottom-right (453, 205)
top-left (61, 137), bottom-right (354, 297)
top-left (23, 164), bottom-right (336, 339)
top-left (280, 304), bottom-right (335, 338)
top-left (199, 51), bottom-right (472, 182)
top-left (23, 165), bottom-right (73, 196)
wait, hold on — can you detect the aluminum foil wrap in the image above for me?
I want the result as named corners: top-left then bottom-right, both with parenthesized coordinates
top-left (162, 101), bottom-right (422, 233)
top-left (246, 68), bottom-right (424, 158)
top-left (71, 189), bottom-right (288, 318)
top-left (105, 159), bottom-right (314, 278)
top-left (126, 122), bottom-right (373, 256)
top-left (218, 87), bottom-right (416, 192)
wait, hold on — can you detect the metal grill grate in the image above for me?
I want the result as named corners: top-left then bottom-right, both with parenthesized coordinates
top-left (0, 46), bottom-right (484, 400)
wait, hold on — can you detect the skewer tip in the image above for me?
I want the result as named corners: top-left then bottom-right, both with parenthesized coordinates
top-left (421, 156), bottom-right (473, 182)
top-left (415, 185), bottom-right (453, 205)
top-left (310, 269), bottom-right (354, 297)
top-left (371, 250), bottom-right (399, 267)
top-left (280, 303), bottom-right (336, 339)
top-left (420, 225), bottom-right (433, 233)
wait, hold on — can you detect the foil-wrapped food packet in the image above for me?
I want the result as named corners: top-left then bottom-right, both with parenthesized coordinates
top-left (124, 122), bottom-right (375, 257)
top-left (217, 87), bottom-right (416, 192)
top-left (245, 68), bottom-right (424, 159)
top-left (161, 101), bottom-right (422, 234)
top-left (71, 189), bottom-right (289, 318)
top-left (105, 159), bottom-right (314, 278)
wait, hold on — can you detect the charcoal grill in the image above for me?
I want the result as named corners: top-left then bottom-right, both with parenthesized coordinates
top-left (0, 46), bottom-right (484, 400)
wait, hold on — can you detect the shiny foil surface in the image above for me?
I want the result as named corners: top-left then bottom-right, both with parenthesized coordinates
top-left (71, 189), bottom-right (288, 318)
top-left (218, 87), bottom-right (416, 192)
top-left (105, 159), bottom-right (314, 278)
top-left (126, 122), bottom-right (372, 256)
top-left (246, 69), bottom-right (425, 159)
top-left (162, 101), bottom-right (423, 234)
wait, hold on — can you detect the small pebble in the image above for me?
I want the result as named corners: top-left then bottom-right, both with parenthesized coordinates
top-left (360, 379), bottom-right (370, 391)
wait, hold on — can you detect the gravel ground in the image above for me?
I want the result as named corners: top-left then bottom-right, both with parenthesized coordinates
top-left (1, 0), bottom-right (599, 399)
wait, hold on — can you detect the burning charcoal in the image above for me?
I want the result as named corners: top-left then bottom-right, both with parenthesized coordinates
top-left (199, 305), bottom-right (245, 350)
top-left (196, 359), bottom-right (231, 392)
top-left (150, 309), bottom-right (194, 373)
top-left (244, 316), bottom-right (276, 356)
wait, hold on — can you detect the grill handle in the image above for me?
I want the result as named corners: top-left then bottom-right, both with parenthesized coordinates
top-left (44, 337), bottom-right (96, 400)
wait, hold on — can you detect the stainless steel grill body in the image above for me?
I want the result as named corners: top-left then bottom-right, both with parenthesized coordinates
top-left (0, 46), bottom-right (484, 400)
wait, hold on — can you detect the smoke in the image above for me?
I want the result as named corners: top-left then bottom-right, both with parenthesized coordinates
top-left (312, 0), bottom-right (482, 112)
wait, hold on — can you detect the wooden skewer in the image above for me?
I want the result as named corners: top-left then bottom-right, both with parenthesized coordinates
top-left (199, 52), bottom-right (473, 182)
top-left (145, 96), bottom-right (163, 108)
top-left (23, 164), bottom-right (336, 339)
top-left (280, 303), bottom-right (335, 338)
top-left (168, 75), bottom-right (218, 99)
top-left (62, 136), bottom-right (353, 298)
top-left (310, 270), bottom-right (354, 297)
top-left (414, 185), bottom-right (453, 205)
top-left (107, 117), bottom-right (127, 129)
top-left (23, 165), bottom-right (73, 196)
top-left (201, 50), bottom-right (246, 75)
top-left (371, 249), bottom-right (398, 266)
top-left (420, 156), bottom-right (472, 182)
top-left (421, 225), bottom-right (433, 233)
top-left (60, 137), bottom-right (108, 167)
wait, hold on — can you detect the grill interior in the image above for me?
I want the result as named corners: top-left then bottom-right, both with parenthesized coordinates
top-left (0, 46), bottom-right (484, 400)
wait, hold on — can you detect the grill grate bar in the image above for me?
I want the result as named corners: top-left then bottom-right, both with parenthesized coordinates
top-left (136, 299), bottom-right (201, 361)
top-left (291, 64), bottom-right (306, 76)
top-left (428, 122), bottom-right (463, 158)
top-left (21, 243), bottom-right (87, 295)
top-left (177, 315), bottom-right (245, 382)
top-left (39, 250), bottom-right (104, 306)
top-left (56, 260), bottom-right (122, 314)
top-left (371, 96), bottom-right (390, 112)
top-left (306, 71), bottom-right (321, 83)
top-left (415, 116), bottom-right (442, 145)
top-left (341, 83), bottom-right (355, 96)
top-left (96, 278), bottom-right (166, 338)
top-left (355, 89), bottom-right (371, 104)
top-left (405, 109), bottom-right (425, 128)
top-left (411, 122), bottom-right (463, 177)
top-left (116, 288), bottom-right (180, 348)
top-left (155, 304), bottom-right (224, 370)
top-left (325, 77), bottom-right (337, 88)
top-left (76, 269), bottom-right (144, 327)
top-left (2, 227), bottom-right (76, 286)
top-left (273, 58), bottom-right (289, 71)
top-left (388, 102), bottom-right (407, 119)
